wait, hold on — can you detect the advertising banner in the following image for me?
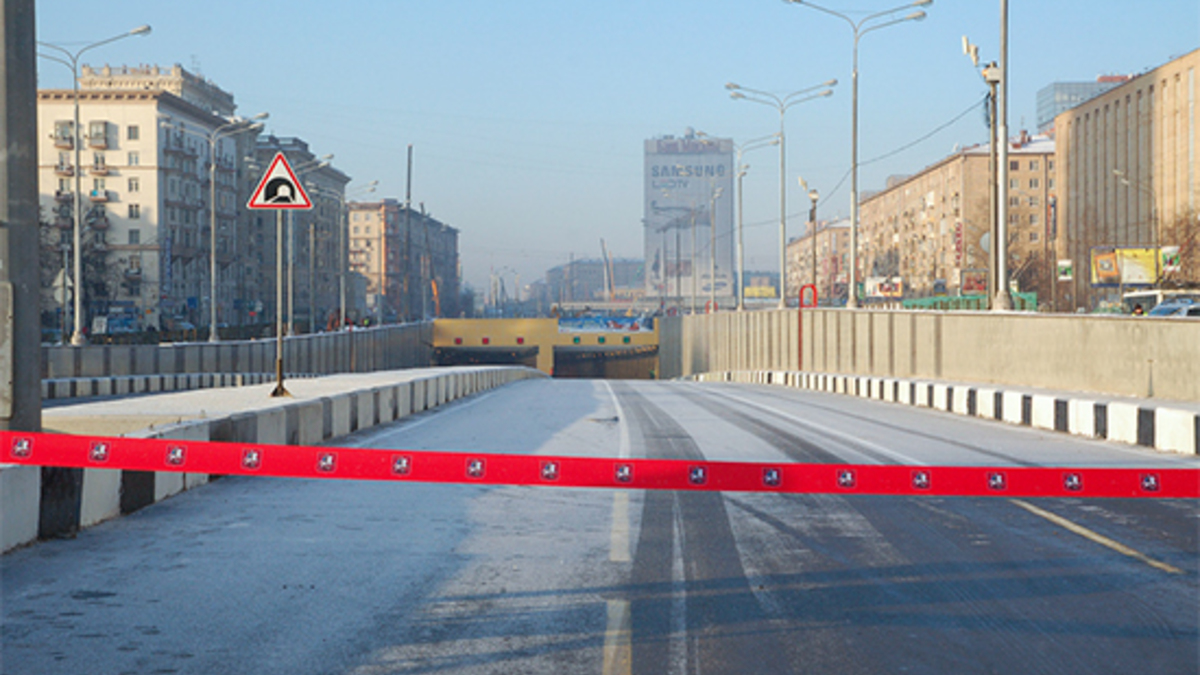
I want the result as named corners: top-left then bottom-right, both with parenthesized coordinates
top-left (865, 277), bottom-right (903, 299)
top-left (643, 135), bottom-right (734, 300)
top-left (960, 269), bottom-right (988, 294)
top-left (1161, 246), bottom-right (1181, 273)
top-left (1057, 259), bottom-right (1074, 281)
top-left (558, 316), bottom-right (654, 333)
top-left (1090, 247), bottom-right (1159, 286)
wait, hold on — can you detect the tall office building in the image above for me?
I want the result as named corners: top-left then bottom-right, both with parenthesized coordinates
top-left (1036, 76), bottom-right (1130, 134)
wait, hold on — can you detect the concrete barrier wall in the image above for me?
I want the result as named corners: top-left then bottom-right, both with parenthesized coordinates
top-left (695, 369), bottom-right (1199, 456)
top-left (4, 366), bottom-right (544, 554)
top-left (678, 309), bottom-right (1200, 402)
top-left (41, 322), bottom-right (434, 380)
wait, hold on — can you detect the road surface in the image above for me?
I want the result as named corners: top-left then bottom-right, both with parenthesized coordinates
top-left (3, 379), bottom-right (1197, 674)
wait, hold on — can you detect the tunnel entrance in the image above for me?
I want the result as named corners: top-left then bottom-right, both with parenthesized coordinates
top-left (552, 346), bottom-right (659, 380)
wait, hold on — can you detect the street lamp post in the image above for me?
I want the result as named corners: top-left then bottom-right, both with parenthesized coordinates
top-left (733, 134), bottom-right (780, 310)
top-left (204, 113), bottom-right (267, 342)
top-left (708, 185), bottom-right (724, 312)
top-left (1113, 169), bottom-right (1160, 283)
top-left (38, 25), bottom-right (152, 345)
top-left (314, 181), bottom-right (378, 330)
top-left (788, 0), bottom-right (931, 308)
top-left (727, 80), bottom-right (835, 309)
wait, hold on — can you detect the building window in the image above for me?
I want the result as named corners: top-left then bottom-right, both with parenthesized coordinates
top-left (127, 125), bottom-right (139, 141)
top-left (1030, 231), bottom-right (1039, 242)
top-left (1009, 179), bottom-right (1019, 190)
top-left (1009, 213), bottom-right (1019, 224)
top-left (1048, 178), bottom-right (1055, 190)
top-left (128, 177), bottom-right (140, 192)
top-left (1009, 160), bottom-right (1019, 171)
top-left (128, 151), bottom-right (139, 166)
top-left (1029, 178), bottom-right (1040, 189)
top-left (1028, 196), bottom-right (1039, 207)
top-left (1009, 197), bottom-right (1020, 207)
top-left (128, 204), bottom-right (141, 219)
top-left (128, 228), bottom-right (140, 244)
top-left (1029, 160), bottom-right (1039, 171)
top-left (1047, 160), bottom-right (1055, 171)
top-left (93, 178), bottom-right (106, 191)
top-left (1029, 213), bottom-right (1039, 224)
top-left (58, 178), bottom-right (70, 191)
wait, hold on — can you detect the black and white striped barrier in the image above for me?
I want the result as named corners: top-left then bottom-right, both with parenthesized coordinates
top-left (697, 371), bottom-right (1199, 456)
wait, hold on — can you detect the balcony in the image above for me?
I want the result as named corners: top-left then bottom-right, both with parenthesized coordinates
top-left (54, 163), bottom-right (75, 177)
top-left (53, 133), bottom-right (73, 149)
top-left (54, 217), bottom-right (73, 230)
top-left (90, 215), bottom-right (110, 231)
top-left (54, 190), bottom-right (74, 204)
top-left (88, 189), bottom-right (111, 203)
top-left (87, 132), bottom-right (108, 149)
top-left (89, 163), bottom-right (110, 176)
top-left (124, 268), bottom-right (142, 282)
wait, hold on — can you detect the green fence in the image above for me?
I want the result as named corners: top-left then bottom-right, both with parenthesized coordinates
top-left (901, 292), bottom-right (1038, 311)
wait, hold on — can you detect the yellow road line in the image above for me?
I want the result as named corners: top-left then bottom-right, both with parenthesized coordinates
top-left (1010, 499), bottom-right (1184, 575)
top-left (602, 599), bottom-right (631, 675)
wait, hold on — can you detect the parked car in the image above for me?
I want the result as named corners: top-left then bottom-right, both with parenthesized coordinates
top-left (1147, 299), bottom-right (1200, 317)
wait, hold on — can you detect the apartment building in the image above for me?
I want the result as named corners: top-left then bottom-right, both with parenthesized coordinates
top-left (37, 64), bottom-right (259, 333)
top-left (347, 200), bottom-right (460, 321)
top-left (856, 133), bottom-right (1056, 302)
top-left (786, 219), bottom-right (850, 304)
top-left (1055, 48), bottom-right (1199, 311)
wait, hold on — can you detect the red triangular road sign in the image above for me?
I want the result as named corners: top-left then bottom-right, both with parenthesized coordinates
top-left (247, 152), bottom-right (313, 210)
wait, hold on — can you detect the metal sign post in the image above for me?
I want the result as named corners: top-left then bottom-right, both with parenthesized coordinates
top-left (247, 153), bottom-right (313, 398)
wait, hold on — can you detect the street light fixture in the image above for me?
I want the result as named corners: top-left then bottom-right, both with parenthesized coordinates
top-left (729, 133), bottom-right (777, 309)
top-left (788, 0), bottom-right (931, 308)
top-left (38, 25), bottom-right (152, 345)
top-left (727, 80), bottom-right (836, 308)
top-left (799, 177), bottom-right (821, 291)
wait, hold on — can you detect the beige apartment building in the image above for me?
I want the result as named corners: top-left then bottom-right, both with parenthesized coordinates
top-left (786, 219), bottom-right (850, 304)
top-left (348, 200), bottom-right (461, 321)
top-left (37, 64), bottom-right (260, 333)
top-left (1055, 48), bottom-right (1199, 311)
top-left (856, 134), bottom-right (1056, 302)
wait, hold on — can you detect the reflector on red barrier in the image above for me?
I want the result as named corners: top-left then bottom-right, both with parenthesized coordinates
top-left (1, 431), bottom-right (1196, 499)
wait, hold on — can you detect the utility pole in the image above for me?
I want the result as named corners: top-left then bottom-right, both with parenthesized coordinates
top-left (1, 0), bottom-right (41, 433)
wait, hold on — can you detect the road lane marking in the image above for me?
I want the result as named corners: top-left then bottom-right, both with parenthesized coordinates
top-left (1009, 499), bottom-right (1184, 575)
top-left (610, 491), bottom-right (631, 563)
top-left (704, 386), bottom-right (924, 465)
top-left (602, 599), bottom-right (631, 675)
top-left (603, 382), bottom-right (633, 563)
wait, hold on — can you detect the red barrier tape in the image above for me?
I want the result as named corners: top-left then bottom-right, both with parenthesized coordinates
top-left (2, 431), bottom-right (1197, 498)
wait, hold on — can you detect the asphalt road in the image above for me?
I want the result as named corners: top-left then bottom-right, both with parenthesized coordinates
top-left (3, 379), bottom-right (1197, 674)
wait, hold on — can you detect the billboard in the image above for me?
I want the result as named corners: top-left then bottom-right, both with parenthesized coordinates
top-left (865, 276), bottom-right (903, 299)
top-left (960, 269), bottom-right (988, 295)
top-left (644, 133), bottom-right (735, 302)
top-left (1090, 247), bottom-right (1159, 286)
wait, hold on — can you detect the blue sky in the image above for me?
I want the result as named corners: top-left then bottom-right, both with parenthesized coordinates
top-left (36, 1), bottom-right (1200, 293)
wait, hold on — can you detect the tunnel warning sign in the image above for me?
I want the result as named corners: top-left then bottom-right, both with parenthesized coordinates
top-left (248, 152), bottom-right (313, 210)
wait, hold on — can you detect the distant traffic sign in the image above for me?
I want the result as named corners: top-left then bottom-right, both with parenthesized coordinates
top-left (247, 152), bottom-right (313, 210)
